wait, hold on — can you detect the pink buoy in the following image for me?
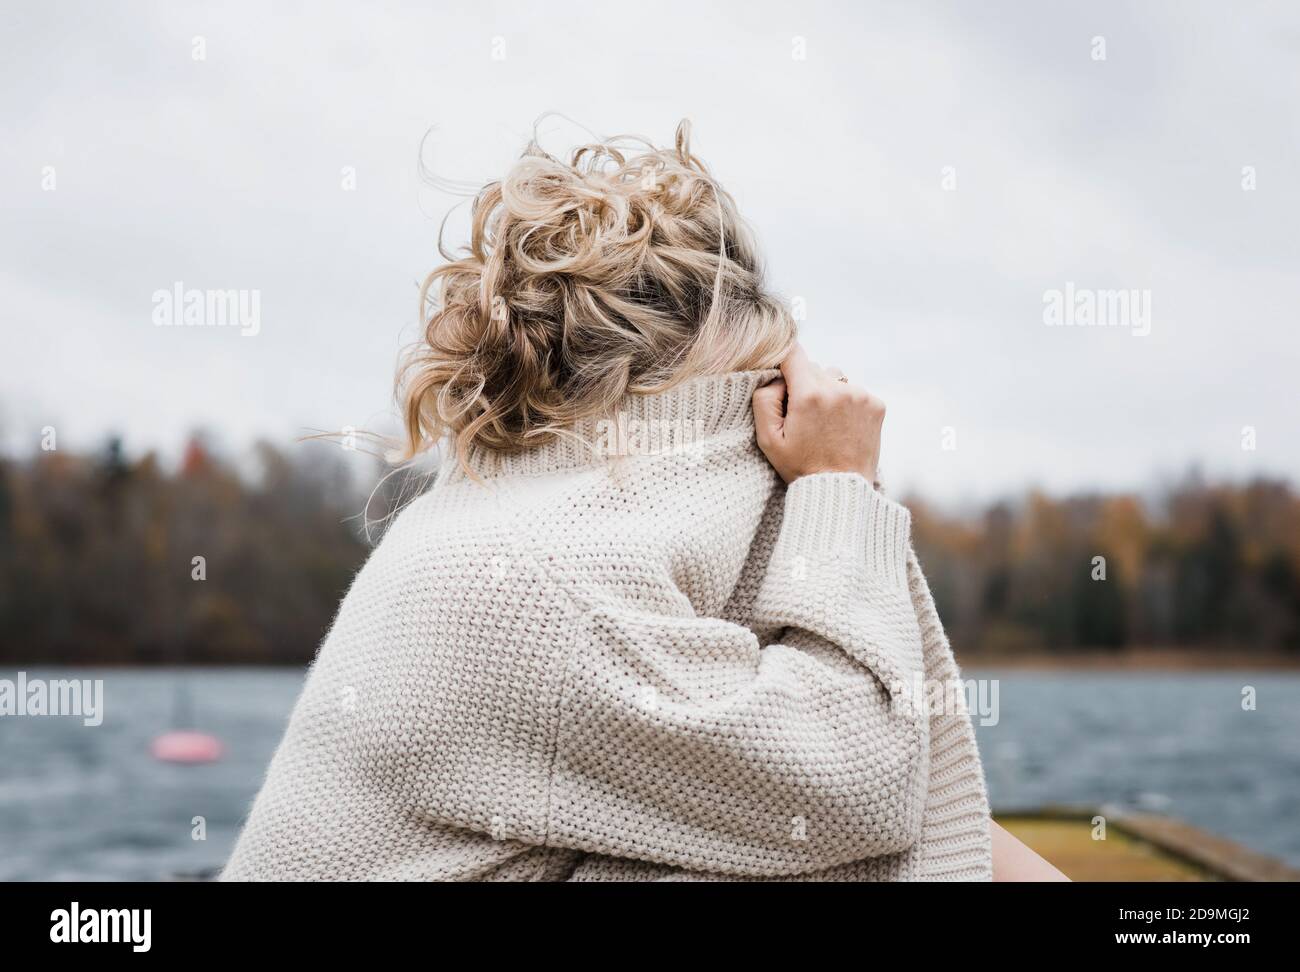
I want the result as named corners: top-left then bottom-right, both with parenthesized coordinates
top-left (151, 730), bottom-right (224, 764)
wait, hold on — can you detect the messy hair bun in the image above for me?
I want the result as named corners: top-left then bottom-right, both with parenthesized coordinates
top-left (398, 120), bottom-right (795, 470)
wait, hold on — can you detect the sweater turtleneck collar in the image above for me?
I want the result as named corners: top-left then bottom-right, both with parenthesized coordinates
top-left (440, 369), bottom-right (782, 482)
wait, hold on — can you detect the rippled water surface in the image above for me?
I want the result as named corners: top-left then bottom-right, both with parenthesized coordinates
top-left (1, 667), bottom-right (1296, 879)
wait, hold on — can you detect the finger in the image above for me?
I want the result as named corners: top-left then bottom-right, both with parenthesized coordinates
top-left (778, 343), bottom-right (816, 393)
top-left (825, 366), bottom-right (845, 382)
top-left (752, 379), bottom-right (787, 444)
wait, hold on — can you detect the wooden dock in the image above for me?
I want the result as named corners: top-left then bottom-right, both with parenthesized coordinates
top-left (996, 807), bottom-right (1300, 881)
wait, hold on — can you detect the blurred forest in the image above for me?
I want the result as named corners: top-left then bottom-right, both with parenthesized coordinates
top-left (908, 480), bottom-right (1300, 658)
top-left (0, 437), bottom-right (411, 665)
top-left (2, 437), bottom-right (1298, 664)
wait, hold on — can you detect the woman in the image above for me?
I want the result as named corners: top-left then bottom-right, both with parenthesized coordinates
top-left (223, 122), bottom-right (1062, 881)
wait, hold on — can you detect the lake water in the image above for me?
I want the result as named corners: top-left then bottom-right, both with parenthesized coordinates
top-left (1, 667), bottom-right (1297, 880)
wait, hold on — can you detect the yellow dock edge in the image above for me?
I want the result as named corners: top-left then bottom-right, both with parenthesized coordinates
top-left (995, 806), bottom-right (1300, 882)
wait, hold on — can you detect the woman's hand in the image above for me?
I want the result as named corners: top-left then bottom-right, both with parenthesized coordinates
top-left (753, 343), bottom-right (885, 485)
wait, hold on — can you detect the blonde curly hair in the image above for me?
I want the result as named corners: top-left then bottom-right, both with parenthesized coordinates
top-left (398, 120), bottom-right (795, 471)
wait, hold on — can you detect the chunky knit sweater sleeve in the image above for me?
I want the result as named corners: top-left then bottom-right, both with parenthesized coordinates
top-left (547, 473), bottom-right (927, 875)
top-left (905, 547), bottom-right (995, 879)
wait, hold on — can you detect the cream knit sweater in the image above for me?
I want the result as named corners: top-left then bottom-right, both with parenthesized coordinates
top-left (223, 370), bottom-right (991, 881)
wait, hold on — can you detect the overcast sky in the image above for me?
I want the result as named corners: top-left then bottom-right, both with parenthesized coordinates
top-left (2, 0), bottom-right (1297, 506)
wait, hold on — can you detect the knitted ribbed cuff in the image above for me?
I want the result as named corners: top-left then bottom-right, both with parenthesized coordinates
top-left (778, 473), bottom-right (912, 588)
